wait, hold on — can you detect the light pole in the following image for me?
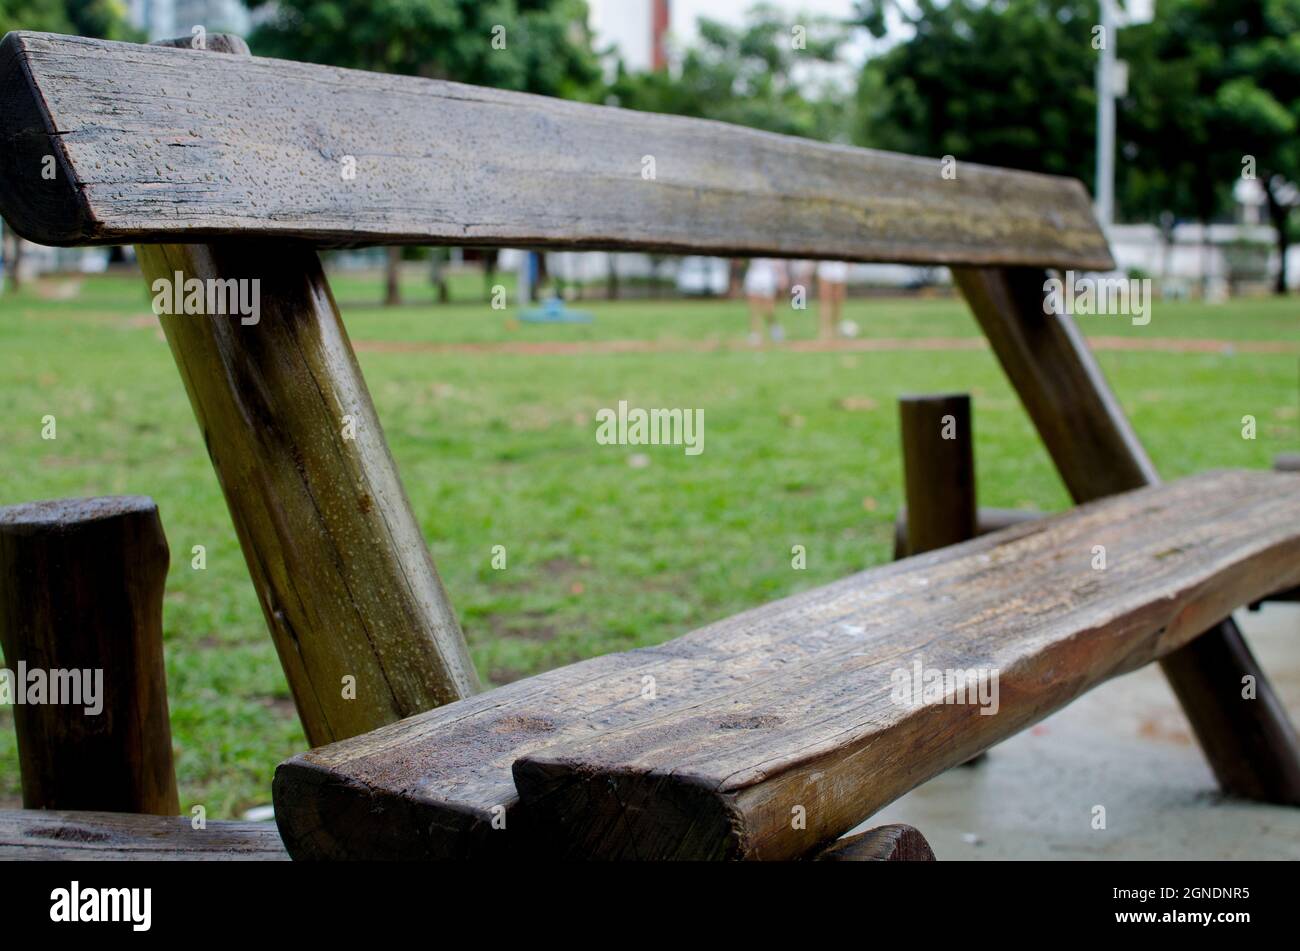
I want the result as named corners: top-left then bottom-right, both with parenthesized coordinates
top-left (1094, 0), bottom-right (1118, 230)
top-left (1095, 0), bottom-right (1154, 234)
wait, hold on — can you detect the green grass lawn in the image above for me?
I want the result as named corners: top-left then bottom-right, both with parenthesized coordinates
top-left (1, 267), bottom-right (1296, 816)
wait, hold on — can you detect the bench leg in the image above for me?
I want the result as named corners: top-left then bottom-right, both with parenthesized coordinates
top-left (898, 393), bottom-right (977, 556)
top-left (136, 243), bottom-right (480, 747)
top-left (953, 265), bottom-right (1300, 804)
top-left (897, 393), bottom-right (987, 767)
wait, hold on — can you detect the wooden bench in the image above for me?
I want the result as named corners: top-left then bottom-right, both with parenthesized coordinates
top-left (2, 30), bottom-right (1297, 860)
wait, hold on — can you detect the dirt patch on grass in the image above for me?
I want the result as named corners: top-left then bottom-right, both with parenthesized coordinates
top-left (254, 696), bottom-right (298, 719)
top-left (479, 609), bottom-right (559, 643)
top-left (487, 666), bottom-right (529, 686)
top-left (355, 336), bottom-right (1299, 357)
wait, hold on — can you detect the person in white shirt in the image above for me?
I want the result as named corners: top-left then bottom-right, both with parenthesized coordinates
top-left (817, 260), bottom-right (849, 340)
top-left (744, 258), bottom-right (788, 346)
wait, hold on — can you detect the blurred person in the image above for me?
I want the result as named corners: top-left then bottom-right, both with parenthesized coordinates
top-left (817, 260), bottom-right (849, 340)
top-left (745, 258), bottom-right (788, 345)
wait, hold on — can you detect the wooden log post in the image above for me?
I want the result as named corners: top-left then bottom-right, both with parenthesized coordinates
top-left (0, 497), bottom-right (179, 814)
top-left (897, 394), bottom-right (987, 768)
top-left (132, 35), bottom-right (480, 748)
top-left (898, 394), bottom-right (977, 557)
top-left (953, 265), bottom-right (1300, 804)
top-left (135, 242), bottom-right (480, 747)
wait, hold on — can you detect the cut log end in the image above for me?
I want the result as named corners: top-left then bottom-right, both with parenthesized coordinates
top-left (511, 759), bottom-right (749, 861)
top-left (0, 495), bottom-right (160, 532)
top-left (0, 33), bottom-right (95, 246)
top-left (273, 756), bottom-right (509, 861)
top-left (814, 824), bottom-right (937, 862)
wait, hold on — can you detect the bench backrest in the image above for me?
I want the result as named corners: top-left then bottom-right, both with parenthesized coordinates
top-left (0, 31), bottom-right (1113, 271)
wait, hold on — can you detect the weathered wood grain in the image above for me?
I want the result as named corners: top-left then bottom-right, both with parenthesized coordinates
top-left (277, 470), bottom-right (1300, 860)
top-left (136, 242), bottom-right (479, 747)
top-left (0, 496), bottom-right (179, 815)
top-left (0, 809), bottom-right (287, 860)
top-left (814, 824), bottom-right (936, 862)
top-left (953, 265), bottom-right (1300, 805)
top-left (274, 552), bottom-right (977, 859)
top-left (0, 31), bottom-right (1113, 269)
top-left (898, 394), bottom-right (977, 557)
top-left (510, 470), bottom-right (1300, 860)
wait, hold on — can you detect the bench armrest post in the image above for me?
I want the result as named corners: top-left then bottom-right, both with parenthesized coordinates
top-left (136, 243), bottom-right (481, 747)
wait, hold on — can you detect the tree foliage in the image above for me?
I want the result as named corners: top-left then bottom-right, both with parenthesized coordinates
top-left (0, 0), bottom-right (142, 39)
top-left (851, 0), bottom-right (1099, 182)
top-left (246, 0), bottom-right (603, 100)
top-left (610, 4), bottom-right (852, 142)
top-left (1123, 0), bottom-right (1300, 291)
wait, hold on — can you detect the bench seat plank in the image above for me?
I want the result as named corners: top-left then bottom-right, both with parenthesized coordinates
top-left (512, 469), bottom-right (1300, 859)
top-left (0, 31), bottom-right (1112, 270)
top-left (0, 809), bottom-right (288, 860)
top-left (274, 470), bottom-right (1300, 860)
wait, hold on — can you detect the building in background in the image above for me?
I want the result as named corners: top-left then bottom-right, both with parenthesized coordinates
top-left (589, 0), bottom-right (670, 74)
top-left (128, 0), bottom-right (252, 41)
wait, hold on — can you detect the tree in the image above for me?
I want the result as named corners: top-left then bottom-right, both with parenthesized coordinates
top-left (1110, 6), bottom-right (1226, 291)
top-left (851, 0), bottom-right (1099, 183)
top-left (0, 0), bottom-right (142, 38)
top-left (854, 0), bottom-right (1300, 295)
top-left (247, 0), bottom-right (605, 304)
top-left (0, 0), bottom-right (69, 33)
top-left (1125, 0), bottom-right (1300, 295)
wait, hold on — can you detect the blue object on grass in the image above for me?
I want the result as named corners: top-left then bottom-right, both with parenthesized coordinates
top-left (519, 295), bottom-right (593, 324)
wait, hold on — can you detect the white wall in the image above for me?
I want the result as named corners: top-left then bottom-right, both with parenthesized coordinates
top-left (1110, 223), bottom-right (1297, 291)
top-left (589, 0), bottom-right (655, 72)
